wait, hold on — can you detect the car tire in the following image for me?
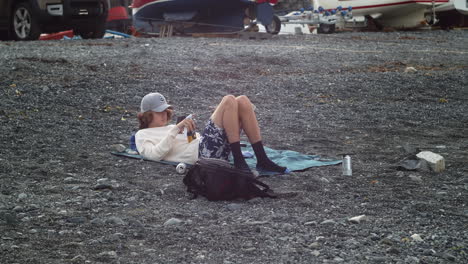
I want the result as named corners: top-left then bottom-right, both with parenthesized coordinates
top-left (11, 2), bottom-right (41, 41)
top-left (318, 23), bottom-right (335, 34)
top-left (265, 15), bottom-right (281, 35)
top-left (75, 19), bottom-right (107, 39)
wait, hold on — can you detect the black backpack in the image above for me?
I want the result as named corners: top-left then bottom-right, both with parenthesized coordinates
top-left (183, 158), bottom-right (277, 201)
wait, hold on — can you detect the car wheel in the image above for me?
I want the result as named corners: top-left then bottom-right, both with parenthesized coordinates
top-left (318, 23), bottom-right (335, 34)
top-left (75, 19), bottom-right (107, 39)
top-left (11, 3), bottom-right (41, 40)
top-left (265, 15), bottom-right (281, 35)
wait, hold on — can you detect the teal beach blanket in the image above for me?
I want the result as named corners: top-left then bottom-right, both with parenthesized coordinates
top-left (111, 142), bottom-right (341, 176)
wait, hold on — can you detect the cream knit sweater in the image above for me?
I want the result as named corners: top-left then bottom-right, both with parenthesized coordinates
top-left (135, 125), bottom-right (200, 165)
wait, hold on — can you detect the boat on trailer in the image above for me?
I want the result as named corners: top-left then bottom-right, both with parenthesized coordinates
top-left (131, 0), bottom-right (282, 36)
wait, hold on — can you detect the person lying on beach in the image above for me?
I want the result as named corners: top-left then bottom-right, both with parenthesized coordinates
top-left (135, 92), bottom-right (287, 173)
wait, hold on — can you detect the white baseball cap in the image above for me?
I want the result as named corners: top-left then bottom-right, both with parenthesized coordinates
top-left (140, 92), bottom-right (172, 113)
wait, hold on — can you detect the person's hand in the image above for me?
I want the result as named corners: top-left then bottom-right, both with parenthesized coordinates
top-left (176, 117), bottom-right (196, 133)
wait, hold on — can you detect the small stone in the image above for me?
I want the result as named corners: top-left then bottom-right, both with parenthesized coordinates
top-left (386, 247), bottom-right (400, 254)
top-left (304, 221), bottom-right (317, 226)
top-left (226, 203), bottom-right (242, 211)
top-left (416, 151), bottom-right (445, 172)
top-left (4, 213), bottom-right (18, 226)
top-left (405, 256), bottom-right (420, 263)
top-left (348, 215), bottom-right (366, 224)
top-left (110, 144), bottom-right (126, 152)
top-left (380, 238), bottom-right (394, 246)
top-left (106, 216), bottom-right (125, 225)
top-left (98, 251), bottom-right (117, 259)
top-left (71, 255), bottom-right (86, 262)
top-left (409, 175), bottom-right (423, 183)
top-left (64, 177), bottom-right (80, 184)
top-left (411, 234), bottom-right (424, 242)
top-left (12, 206), bottom-right (23, 212)
top-left (18, 193), bottom-right (27, 201)
top-left (404, 67), bottom-right (417, 73)
top-left (246, 220), bottom-right (268, 225)
top-left (311, 250), bottom-right (320, 257)
top-left (309, 242), bottom-right (320, 249)
top-left (334, 257), bottom-right (344, 262)
top-left (67, 217), bottom-right (87, 224)
top-left (164, 218), bottom-right (183, 226)
top-left (93, 183), bottom-right (112, 190)
top-left (442, 252), bottom-right (456, 261)
top-left (320, 219), bottom-right (336, 225)
top-left (90, 218), bottom-right (104, 225)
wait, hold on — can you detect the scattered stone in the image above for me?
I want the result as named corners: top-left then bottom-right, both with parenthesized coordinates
top-left (386, 247), bottom-right (400, 254)
top-left (110, 144), bottom-right (126, 152)
top-left (442, 252), bottom-right (456, 261)
top-left (93, 183), bottom-right (112, 190)
top-left (67, 217), bottom-right (87, 224)
top-left (348, 215), bottom-right (366, 224)
top-left (90, 218), bottom-right (105, 225)
top-left (64, 177), bottom-right (81, 184)
top-left (308, 242), bottom-right (320, 249)
top-left (398, 159), bottom-right (422, 171)
top-left (405, 256), bottom-right (420, 263)
top-left (226, 203), bottom-right (242, 211)
top-left (320, 177), bottom-right (330, 183)
top-left (3, 212), bottom-right (18, 226)
top-left (409, 174), bottom-right (423, 183)
top-left (411, 234), bottom-right (424, 242)
top-left (12, 206), bottom-right (23, 212)
top-left (423, 249), bottom-right (436, 256)
top-left (164, 218), bottom-right (183, 226)
top-left (333, 257), bottom-right (344, 262)
top-left (246, 220), bottom-right (268, 225)
top-left (380, 238), bottom-right (394, 246)
top-left (416, 151), bottom-right (445, 172)
top-left (304, 221), bottom-right (317, 226)
top-left (71, 255), bottom-right (86, 262)
top-left (320, 219), bottom-right (336, 225)
top-left (366, 256), bottom-right (390, 262)
top-left (311, 250), bottom-right (320, 257)
top-left (18, 193), bottom-right (27, 201)
top-left (98, 251), bottom-right (117, 259)
top-left (404, 67), bottom-right (417, 73)
top-left (106, 216), bottom-right (125, 225)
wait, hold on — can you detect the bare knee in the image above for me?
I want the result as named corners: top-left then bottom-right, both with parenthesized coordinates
top-left (221, 95), bottom-right (237, 109)
top-left (236, 95), bottom-right (253, 111)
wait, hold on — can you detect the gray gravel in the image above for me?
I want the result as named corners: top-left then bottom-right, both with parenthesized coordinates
top-left (1, 30), bottom-right (467, 263)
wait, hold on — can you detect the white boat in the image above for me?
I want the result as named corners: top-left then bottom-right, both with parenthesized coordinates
top-left (434, 0), bottom-right (468, 15)
top-left (311, 0), bottom-right (451, 28)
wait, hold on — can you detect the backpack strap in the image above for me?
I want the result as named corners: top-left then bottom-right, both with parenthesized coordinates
top-left (249, 177), bottom-right (277, 198)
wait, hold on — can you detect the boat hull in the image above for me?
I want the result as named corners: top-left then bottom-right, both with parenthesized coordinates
top-left (132, 0), bottom-right (257, 33)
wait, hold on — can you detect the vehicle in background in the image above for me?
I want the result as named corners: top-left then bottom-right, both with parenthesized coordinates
top-left (432, 0), bottom-right (468, 29)
top-left (107, 0), bottom-right (132, 33)
top-left (0, 0), bottom-right (109, 41)
top-left (131, 0), bottom-right (281, 36)
top-left (311, 0), bottom-right (451, 29)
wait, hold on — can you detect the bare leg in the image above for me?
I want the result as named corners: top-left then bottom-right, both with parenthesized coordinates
top-left (210, 95), bottom-right (241, 143)
top-left (236, 95), bottom-right (262, 144)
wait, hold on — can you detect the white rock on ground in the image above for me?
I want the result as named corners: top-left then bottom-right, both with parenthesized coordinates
top-left (411, 234), bottom-right (424, 242)
top-left (416, 151), bottom-right (445, 172)
top-left (164, 218), bottom-right (183, 226)
top-left (348, 215), bottom-right (367, 224)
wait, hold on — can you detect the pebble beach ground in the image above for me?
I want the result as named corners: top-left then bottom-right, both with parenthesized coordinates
top-left (0, 29), bottom-right (467, 263)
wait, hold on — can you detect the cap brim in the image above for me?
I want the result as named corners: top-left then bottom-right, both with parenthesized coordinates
top-left (152, 104), bottom-right (172, 112)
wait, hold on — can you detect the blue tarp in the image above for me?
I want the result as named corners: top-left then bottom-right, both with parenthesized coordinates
top-left (111, 142), bottom-right (341, 176)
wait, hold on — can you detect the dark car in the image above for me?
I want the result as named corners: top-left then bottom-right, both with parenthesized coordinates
top-left (0, 0), bottom-right (109, 40)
